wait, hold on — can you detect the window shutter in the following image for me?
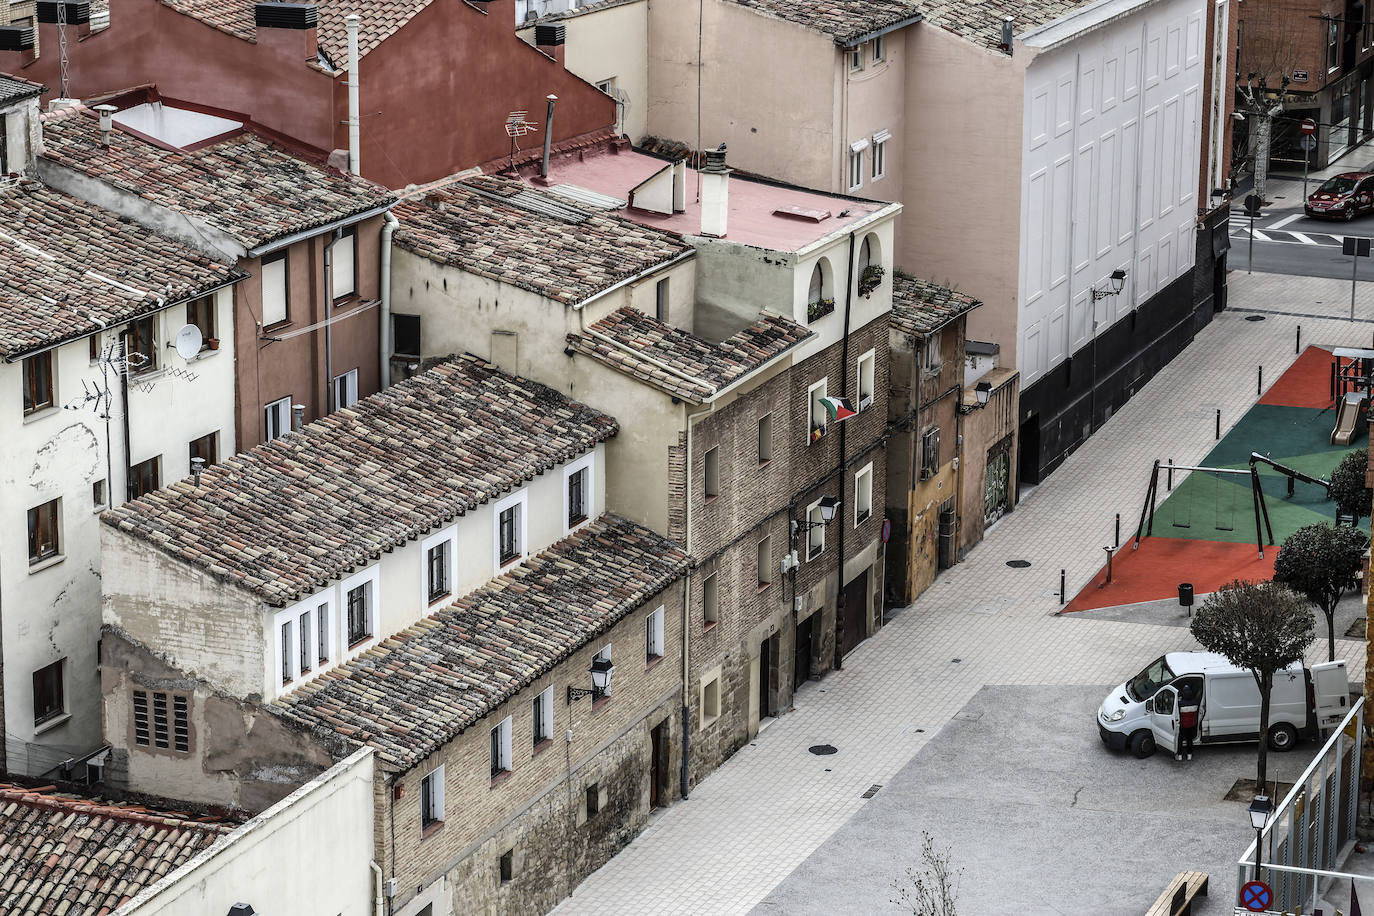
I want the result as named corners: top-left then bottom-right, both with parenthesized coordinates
top-left (435, 765), bottom-right (445, 820)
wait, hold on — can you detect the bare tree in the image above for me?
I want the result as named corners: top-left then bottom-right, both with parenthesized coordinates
top-left (1190, 580), bottom-right (1315, 792)
top-left (1234, 5), bottom-right (1318, 200)
top-left (890, 832), bottom-right (961, 916)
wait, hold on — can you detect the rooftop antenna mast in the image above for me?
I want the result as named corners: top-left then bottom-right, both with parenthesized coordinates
top-left (57, 0), bottom-right (70, 99)
top-left (504, 110), bottom-right (538, 173)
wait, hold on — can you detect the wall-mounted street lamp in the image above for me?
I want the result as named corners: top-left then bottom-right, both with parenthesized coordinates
top-left (975, 380), bottom-right (992, 407)
top-left (1090, 268), bottom-right (1128, 302)
top-left (567, 656), bottom-right (615, 704)
top-left (790, 495), bottom-right (840, 540)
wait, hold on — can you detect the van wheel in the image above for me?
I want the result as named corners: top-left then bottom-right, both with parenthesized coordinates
top-left (1268, 723), bottom-right (1299, 751)
top-left (1130, 730), bottom-right (1156, 758)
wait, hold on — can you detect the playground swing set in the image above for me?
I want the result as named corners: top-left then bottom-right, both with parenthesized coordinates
top-left (1132, 453), bottom-right (1333, 559)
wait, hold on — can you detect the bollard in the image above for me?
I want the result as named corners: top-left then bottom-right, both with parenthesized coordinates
top-left (1216, 408), bottom-right (1221, 440)
top-left (1114, 513), bottom-right (1120, 548)
top-left (1102, 546), bottom-right (1116, 586)
top-left (1060, 568), bottom-right (1066, 605)
top-left (1257, 365), bottom-right (1263, 397)
top-left (1167, 459), bottom-right (1175, 491)
top-left (1296, 324), bottom-right (1302, 355)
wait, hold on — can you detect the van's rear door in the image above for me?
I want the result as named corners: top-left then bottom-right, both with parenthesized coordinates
top-left (1312, 661), bottom-right (1349, 729)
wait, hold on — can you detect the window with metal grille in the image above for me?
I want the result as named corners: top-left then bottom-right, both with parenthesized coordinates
top-left (152, 691), bottom-right (170, 748)
top-left (173, 695), bottom-right (189, 752)
top-left (133, 690), bottom-right (189, 752)
top-left (347, 583), bottom-right (370, 645)
top-left (133, 689), bottom-right (150, 746)
top-left (920, 427), bottom-right (941, 480)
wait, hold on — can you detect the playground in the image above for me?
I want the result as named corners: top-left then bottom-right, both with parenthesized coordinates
top-left (1065, 345), bottom-right (1371, 613)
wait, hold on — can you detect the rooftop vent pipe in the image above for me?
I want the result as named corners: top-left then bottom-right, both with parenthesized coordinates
top-left (191, 456), bottom-right (205, 487)
top-left (346, 14), bottom-right (361, 176)
top-left (541, 94), bottom-right (557, 179)
top-left (94, 104), bottom-right (117, 147)
top-left (292, 404), bottom-right (306, 431)
top-left (1000, 16), bottom-right (1014, 54)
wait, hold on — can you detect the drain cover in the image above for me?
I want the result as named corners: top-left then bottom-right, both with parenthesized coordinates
top-left (1006, 559), bottom-right (1031, 568)
top-left (861, 784), bottom-right (882, 798)
top-left (808, 744), bottom-right (838, 756)
top-left (1245, 314), bottom-right (1266, 322)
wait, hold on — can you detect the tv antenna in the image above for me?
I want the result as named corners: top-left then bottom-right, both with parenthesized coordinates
top-left (505, 110), bottom-right (539, 171)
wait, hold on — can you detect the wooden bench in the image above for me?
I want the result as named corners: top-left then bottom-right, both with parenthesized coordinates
top-left (1144, 871), bottom-right (1209, 916)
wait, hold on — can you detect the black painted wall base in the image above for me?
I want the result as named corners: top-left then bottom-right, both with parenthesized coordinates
top-left (1017, 208), bottom-right (1229, 485)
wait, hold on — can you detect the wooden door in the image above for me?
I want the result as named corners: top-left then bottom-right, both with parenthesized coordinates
top-left (649, 721), bottom-right (665, 808)
top-left (840, 570), bottom-right (869, 657)
top-left (794, 615), bottom-right (813, 689)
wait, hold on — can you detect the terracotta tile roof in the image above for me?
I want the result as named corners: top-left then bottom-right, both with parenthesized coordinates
top-left (40, 107), bottom-right (396, 251)
top-left (567, 306), bottom-right (812, 403)
top-left (392, 175), bottom-right (692, 306)
top-left (0, 783), bottom-right (229, 915)
top-left (0, 182), bottom-right (246, 359)
top-left (274, 515), bottom-right (688, 771)
top-left (0, 73), bottom-right (44, 108)
top-left (889, 274), bottom-right (981, 337)
top-left (102, 355), bottom-right (619, 607)
top-left (725, 0), bottom-right (921, 44)
top-left (517, 0), bottom-right (642, 27)
top-left (921, 0), bottom-right (1085, 49)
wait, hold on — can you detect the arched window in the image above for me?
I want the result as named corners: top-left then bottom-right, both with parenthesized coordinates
top-left (808, 262), bottom-right (824, 305)
top-left (807, 258), bottom-right (835, 321)
top-left (858, 236), bottom-right (872, 273)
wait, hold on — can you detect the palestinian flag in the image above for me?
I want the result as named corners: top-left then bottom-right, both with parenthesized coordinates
top-left (819, 396), bottom-right (857, 422)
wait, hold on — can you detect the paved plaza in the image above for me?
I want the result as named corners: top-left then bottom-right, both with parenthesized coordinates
top-left (554, 271), bottom-right (1372, 916)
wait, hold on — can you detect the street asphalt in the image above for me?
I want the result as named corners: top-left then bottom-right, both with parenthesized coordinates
top-left (752, 685), bottom-right (1314, 916)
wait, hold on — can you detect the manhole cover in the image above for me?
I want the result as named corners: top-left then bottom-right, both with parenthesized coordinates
top-left (1006, 559), bottom-right (1032, 568)
top-left (808, 744), bottom-right (838, 756)
top-left (1245, 314), bottom-right (1266, 322)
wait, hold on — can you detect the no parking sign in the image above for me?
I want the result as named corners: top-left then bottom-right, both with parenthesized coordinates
top-left (1239, 880), bottom-right (1272, 912)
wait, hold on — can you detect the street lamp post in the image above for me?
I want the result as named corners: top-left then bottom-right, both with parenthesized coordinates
top-left (1248, 794), bottom-right (1273, 883)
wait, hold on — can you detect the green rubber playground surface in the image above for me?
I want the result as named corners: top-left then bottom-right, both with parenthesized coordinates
top-left (1153, 403), bottom-right (1367, 546)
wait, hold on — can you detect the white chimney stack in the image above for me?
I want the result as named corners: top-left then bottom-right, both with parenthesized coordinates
top-left (700, 143), bottom-right (730, 238)
top-left (292, 404), bottom-right (306, 431)
top-left (94, 104), bottom-right (118, 147)
top-left (346, 14), bottom-right (361, 176)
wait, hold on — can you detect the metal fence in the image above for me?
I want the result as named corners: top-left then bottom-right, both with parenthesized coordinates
top-left (1235, 697), bottom-right (1364, 913)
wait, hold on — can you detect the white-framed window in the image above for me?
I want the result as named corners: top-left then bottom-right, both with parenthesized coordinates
top-left (849, 46), bottom-right (863, 72)
top-left (316, 599), bottom-right (331, 667)
top-left (856, 349), bottom-right (876, 410)
top-left (22, 350), bottom-right (54, 415)
top-left (28, 498), bottom-right (60, 566)
top-left (700, 668), bottom-right (722, 727)
top-left (848, 149), bottom-right (864, 190)
top-left (592, 645), bottom-right (612, 702)
top-left (855, 463), bottom-right (873, 526)
top-left (563, 453), bottom-right (595, 533)
top-left (655, 276), bottom-right (670, 322)
top-left (871, 35), bottom-right (885, 62)
top-left (703, 446), bottom-right (720, 501)
top-left (490, 715), bottom-right (513, 780)
top-left (264, 396), bottom-right (292, 442)
top-left (32, 659), bottom-right (64, 726)
top-left (341, 565), bottom-right (380, 654)
top-left (331, 226), bottom-right (356, 300)
top-left (421, 764), bottom-right (445, 831)
top-left (808, 378), bottom-right (829, 444)
top-left (702, 571), bottom-right (719, 628)
top-left (494, 489), bottom-right (528, 570)
top-left (332, 369), bottom-right (358, 410)
top-left (872, 131), bottom-right (889, 180)
top-left (646, 606), bottom-right (665, 663)
top-left (274, 587), bottom-right (333, 692)
top-left (757, 535), bottom-right (772, 588)
top-left (532, 686), bottom-right (554, 748)
top-left (806, 499), bottom-right (826, 560)
top-left (297, 608), bottom-right (313, 676)
top-left (757, 413), bottom-right (772, 464)
top-left (422, 524), bottom-right (457, 606)
top-left (261, 252), bottom-right (288, 327)
top-left (596, 76), bottom-right (617, 96)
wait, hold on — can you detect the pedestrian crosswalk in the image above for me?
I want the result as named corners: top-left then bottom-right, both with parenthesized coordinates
top-left (1230, 223), bottom-right (1355, 247)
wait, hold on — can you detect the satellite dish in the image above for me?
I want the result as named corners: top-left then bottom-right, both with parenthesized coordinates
top-left (174, 324), bottom-right (203, 360)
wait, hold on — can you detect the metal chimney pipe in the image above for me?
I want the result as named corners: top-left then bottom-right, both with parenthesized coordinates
top-left (292, 404), bottom-right (306, 431)
top-left (541, 94), bottom-right (557, 179)
top-left (94, 104), bottom-right (117, 147)
top-left (1001, 16), bottom-right (1014, 54)
top-left (191, 456), bottom-right (205, 487)
top-left (346, 14), bottom-right (361, 175)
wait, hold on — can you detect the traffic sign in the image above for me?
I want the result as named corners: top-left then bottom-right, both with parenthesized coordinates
top-left (1299, 135), bottom-right (1317, 152)
top-left (1240, 880), bottom-right (1272, 912)
top-left (1244, 194), bottom-right (1263, 216)
top-left (1343, 236), bottom-right (1371, 257)
top-left (1302, 117), bottom-right (1317, 135)
top-left (881, 518), bottom-right (892, 544)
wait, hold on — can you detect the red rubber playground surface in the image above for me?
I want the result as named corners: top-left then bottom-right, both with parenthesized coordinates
top-left (1064, 537), bottom-right (1276, 612)
top-left (1257, 345), bottom-right (1335, 409)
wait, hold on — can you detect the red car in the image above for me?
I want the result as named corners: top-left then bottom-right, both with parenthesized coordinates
top-left (1305, 172), bottom-right (1374, 220)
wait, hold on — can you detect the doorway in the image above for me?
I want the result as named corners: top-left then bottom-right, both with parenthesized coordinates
top-left (840, 570), bottom-right (869, 657)
top-left (793, 614), bottom-right (814, 690)
top-left (937, 499), bottom-right (956, 570)
top-left (758, 634), bottom-right (777, 720)
top-left (1018, 414), bottom-right (1040, 486)
top-left (649, 720), bottom-right (667, 808)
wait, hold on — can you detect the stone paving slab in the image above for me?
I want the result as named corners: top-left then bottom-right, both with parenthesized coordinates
top-left (553, 276), bottom-right (1374, 915)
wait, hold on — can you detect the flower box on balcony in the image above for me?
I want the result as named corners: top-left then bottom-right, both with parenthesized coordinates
top-left (807, 297), bottom-right (836, 322)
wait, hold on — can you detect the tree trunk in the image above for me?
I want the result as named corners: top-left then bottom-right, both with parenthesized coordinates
top-left (1253, 110), bottom-right (1273, 204)
top-left (1257, 670), bottom-right (1272, 794)
top-left (1323, 602), bottom-right (1336, 662)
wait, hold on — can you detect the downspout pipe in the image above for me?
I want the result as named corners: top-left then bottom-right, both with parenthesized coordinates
top-left (346, 14), bottom-right (361, 176)
top-left (324, 229), bottom-right (340, 412)
top-left (833, 231), bottom-right (856, 672)
top-left (368, 860), bottom-right (385, 916)
top-left (119, 327), bottom-right (134, 504)
top-left (380, 211), bottom-right (398, 388)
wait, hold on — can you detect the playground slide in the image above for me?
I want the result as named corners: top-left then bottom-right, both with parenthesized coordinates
top-left (1332, 392), bottom-right (1366, 446)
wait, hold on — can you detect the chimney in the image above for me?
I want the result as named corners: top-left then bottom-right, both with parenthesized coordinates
top-left (253, 3), bottom-right (319, 63)
top-left (541, 94), bottom-right (557, 179)
top-left (1000, 16), bottom-right (1014, 54)
top-left (94, 104), bottom-right (117, 147)
top-left (191, 456), bottom-right (205, 487)
top-left (535, 22), bottom-right (565, 65)
top-left (291, 404), bottom-right (306, 431)
top-left (700, 144), bottom-right (730, 238)
top-left (345, 13), bottom-right (360, 175)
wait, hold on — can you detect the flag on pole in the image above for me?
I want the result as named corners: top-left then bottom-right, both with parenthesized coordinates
top-left (819, 396), bottom-right (857, 423)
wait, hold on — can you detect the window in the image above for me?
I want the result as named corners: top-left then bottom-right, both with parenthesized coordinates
top-left (871, 35), bottom-right (884, 62)
top-left (857, 349), bottom-right (876, 410)
top-left (923, 333), bottom-right (941, 370)
top-left (126, 317), bottom-right (158, 375)
top-left (187, 296), bottom-right (215, 349)
top-left (808, 378), bottom-right (829, 443)
top-left (585, 783), bottom-right (600, 817)
top-left (494, 490), bottom-right (527, 569)
top-left (427, 541), bottom-right (450, 604)
top-left (22, 351), bottom-right (53, 415)
top-left (261, 252), bottom-right (289, 326)
top-left (756, 535), bottom-right (772, 588)
top-left (872, 134), bottom-right (888, 180)
top-left (393, 314), bottom-right (421, 358)
top-left (132, 689), bottom-right (190, 752)
top-left (331, 227), bottom-right (356, 300)
top-left (701, 672), bottom-right (721, 724)
top-left (592, 645), bottom-right (611, 702)
top-left (332, 369), bottom-right (358, 410)
top-left (646, 606), bottom-right (665, 663)
top-left (702, 572), bottom-right (718, 628)
top-left (806, 500), bottom-right (826, 559)
top-left (500, 849), bottom-right (514, 884)
top-left (346, 580), bottom-right (372, 646)
top-left (421, 765), bottom-right (445, 830)
top-left (264, 396), bottom-right (292, 442)
top-left (33, 660), bottom-right (63, 725)
top-left (757, 413), bottom-right (772, 464)
top-left (656, 277), bottom-right (670, 322)
top-left (490, 716), bottom-right (512, 780)
top-left (280, 618), bottom-right (293, 685)
top-left (809, 263), bottom-right (824, 305)
top-left (596, 77), bottom-right (617, 95)
top-left (848, 150), bottom-right (863, 190)
top-left (298, 610), bottom-right (312, 674)
top-left (855, 463), bottom-right (873, 525)
top-left (532, 686), bottom-right (553, 748)
top-left (90, 334), bottom-right (101, 364)
top-left (28, 499), bottom-right (59, 564)
top-left (920, 426), bottom-right (941, 480)
top-left (849, 46), bottom-right (863, 72)
top-left (564, 457), bottom-right (592, 530)
top-left (92, 479), bottom-right (107, 511)
top-left (128, 456), bottom-right (160, 500)
top-left (188, 432), bottom-right (218, 470)
top-left (316, 602), bottom-right (330, 665)
top-left (703, 446), bottom-right (720, 501)
top-left (1329, 19), bottom-right (1340, 71)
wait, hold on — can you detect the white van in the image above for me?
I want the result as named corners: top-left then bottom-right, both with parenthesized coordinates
top-left (1098, 651), bottom-right (1349, 758)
